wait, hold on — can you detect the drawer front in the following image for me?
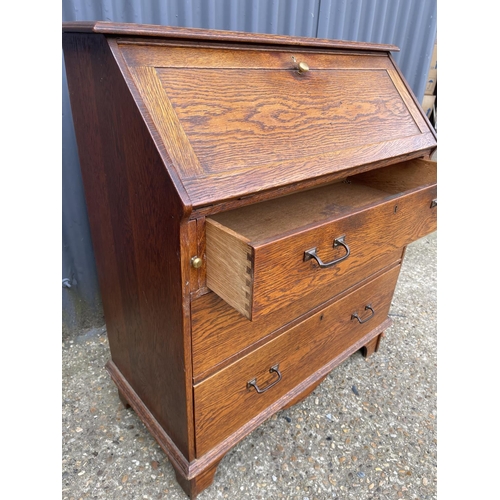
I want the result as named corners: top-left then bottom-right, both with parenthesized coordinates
top-left (251, 184), bottom-right (436, 319)
top-left (194, 265), bottom-right (400, 456)
top-left (207, 181), bottom-right (436, 321)
top-left (192, 250), bottom-right (402, 379)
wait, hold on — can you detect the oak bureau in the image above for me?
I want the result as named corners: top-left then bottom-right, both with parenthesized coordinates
top-left (62, 22), bottom-right (437, 498)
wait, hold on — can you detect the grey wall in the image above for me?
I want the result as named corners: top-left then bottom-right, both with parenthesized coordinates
top-left (62, 0), bottom-right (437, 334)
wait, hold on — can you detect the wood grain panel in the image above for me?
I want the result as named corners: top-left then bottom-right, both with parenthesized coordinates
top-left (63, 33), bottom-right (194, 460)
top-left (183, 133), bottom-right (436, 207)
top-left (119, 44), bottom-right (391, 70)
top-left (188, 148), bottom-right (434, 218)
top-left (157, 68), bottom-right (420, 176)
top-left (129, 66), bottom-right (204, 178)
top-left (205, 219), bottom-right (253, 318)
top-left (192, 257), bottom-right (402, 379)
top-left (386, 68), bottom-right (428, 134)
top-left (194, 265), bottom-right (401, 456)
top-left (388, 53), bottom-right (437, 143)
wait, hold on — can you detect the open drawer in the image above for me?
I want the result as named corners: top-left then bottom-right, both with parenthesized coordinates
top-left (206, 158), bottom-right (436, 320)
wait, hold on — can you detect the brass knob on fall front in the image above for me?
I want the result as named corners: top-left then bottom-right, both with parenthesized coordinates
top-left (191, 256), bottom-right (202, 269)
top-left (297, 61), bottom-right (309, 73)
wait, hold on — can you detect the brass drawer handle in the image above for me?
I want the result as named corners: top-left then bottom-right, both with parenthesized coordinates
top-left (351, 304), bottom-right (375, 324)
top-left (304, 236), bottom-right (350, 268)
top-left (247, 364), bottom-right (282, 394)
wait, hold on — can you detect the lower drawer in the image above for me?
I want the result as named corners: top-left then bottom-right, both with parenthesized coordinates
top-left (193, 264), bottom-right (401, 457)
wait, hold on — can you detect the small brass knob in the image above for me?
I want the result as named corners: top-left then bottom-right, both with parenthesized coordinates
top-left (191, 256), bottom-right (203, 269)
top-left (298, 62), bottom-right (309, 73)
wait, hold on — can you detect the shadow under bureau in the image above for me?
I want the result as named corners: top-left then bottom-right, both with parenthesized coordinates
top-left (62, 22), bottom-right (437, 498)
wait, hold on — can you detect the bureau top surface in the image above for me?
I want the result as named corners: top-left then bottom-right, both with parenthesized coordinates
top-left (63, 22), bottom-right (437, 209)
top-left (62, 22), bottom-right (400, 51)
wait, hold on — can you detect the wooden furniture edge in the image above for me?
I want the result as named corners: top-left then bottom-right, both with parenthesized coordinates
top-left (190, 318), bottom-right (392, 470)
top-left (106, 317), bottom-right (391, 478)
top-left (388, 52), bottom-right (437, 143)
top-left (62, 21), bottom-right (400, 52)
top-left (106, 360), bottom-right (192, 477)
top-left (106, 38), bottom-right (194, 214)
top-left (189, 149), bottom-right (435, 218)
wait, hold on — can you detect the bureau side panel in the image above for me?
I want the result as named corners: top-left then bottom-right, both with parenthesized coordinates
top-left (62, 33), bottom-right (194, 459)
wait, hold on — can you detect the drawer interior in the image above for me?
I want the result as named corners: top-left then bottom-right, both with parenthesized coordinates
top-left (208, 159), bottom-right (436, 243)
top-left (349, 158), bottom-right (436, 195)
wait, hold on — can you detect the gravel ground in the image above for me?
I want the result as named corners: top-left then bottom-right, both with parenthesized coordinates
top-left (62, 232), bottom-right (437, 500)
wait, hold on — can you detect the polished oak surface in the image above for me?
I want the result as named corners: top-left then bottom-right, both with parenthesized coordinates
top-left (63, 21), bottom-right (401, 52)
top-left (62, 32), bottom-right (195, 460)
top-left (206, 161), bottom-right (436, 320)
top-left (123, 42), bottom-right (436, 205)
top-left (194, 265), bottom-right (401, 456)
